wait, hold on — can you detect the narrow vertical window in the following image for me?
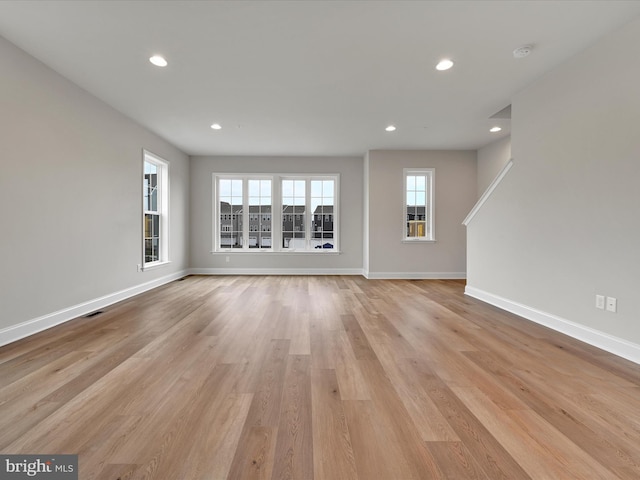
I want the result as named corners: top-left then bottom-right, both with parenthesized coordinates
top-left (218, 178), bottom-right (243, 249)
top-left (249, 179), bottom-right (272, 248)
top-left (143, 151), bottom-right (169, 267)
top-left (282, 179), bottom-right (306, 249)
top-left (311, 179), bottom-right (335, 249)
top-left (404, 168), bottom-right (434, 241)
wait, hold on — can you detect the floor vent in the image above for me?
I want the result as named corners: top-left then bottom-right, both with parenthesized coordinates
top-left (85, 311), bottom-right (103, 318)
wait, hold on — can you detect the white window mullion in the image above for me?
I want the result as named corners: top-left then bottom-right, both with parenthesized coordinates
top-left (273, 179), bottom-right (282, 252)
top-left (305, 178), bottom-right (311, 250)
top-left (242, 178), bottom-right (249, 249)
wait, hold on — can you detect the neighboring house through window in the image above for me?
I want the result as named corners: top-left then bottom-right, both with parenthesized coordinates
top-left (215, 176), bottom-right (273, 250)
top-left (213, 174), bottom-right (338, 252)
top-left (404, 168), bottom-right (434, 241)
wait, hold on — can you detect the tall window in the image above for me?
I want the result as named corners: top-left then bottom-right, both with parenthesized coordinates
top-left (311, 178), bottom-right (335, 249)
top-left (218, 178), bottom-right (243, 249)
top-left (404, 168), bottom-right (434, 241)
top-left (281, 176), bottom-right (336, 250)
top-left (248, 179), bottom-right (272, 248)
top-left (213, 174), bottom-right (338, 252)
top-left (281, 179), bottom-right (306, 249)
top-left (143, 151), bottom-right (169, 266)
top-left (215, 176), bottom-right (273, 250)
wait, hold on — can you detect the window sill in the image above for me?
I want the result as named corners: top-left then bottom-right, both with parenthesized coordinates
top-left (402, 239), bottom-right (436, 244)
top-left (142, 260), bottom-right (171, 271)
top-left (210, 250), bottom-right (341, 255)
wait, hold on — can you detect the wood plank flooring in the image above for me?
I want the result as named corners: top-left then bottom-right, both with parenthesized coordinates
top-left (1, 275), bottom-right (639, 479)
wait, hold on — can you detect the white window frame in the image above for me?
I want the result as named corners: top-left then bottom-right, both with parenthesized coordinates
top-left (143, 150), bottom-right (170, 269)
top-left (212, 173), bottom-right (339, 253)
top-left (280, 175), bottom-right (339, 252)
top-left (403, 168), bottom-right (435, 242)
top-left (213, 175), bottom-right (274, 252)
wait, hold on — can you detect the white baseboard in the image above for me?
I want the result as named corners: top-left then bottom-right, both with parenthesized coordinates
top-left (188, 268), bottom-right (363, 276)
top-left (364, 272), bottom-right (467, 280)
top-left (0, 270), bottom-right (189, 348)
top-left (465, 286), bottom-right (640, 365)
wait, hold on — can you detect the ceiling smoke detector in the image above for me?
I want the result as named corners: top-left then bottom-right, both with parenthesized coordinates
top-left (513, 45), bottom-right (533, 59)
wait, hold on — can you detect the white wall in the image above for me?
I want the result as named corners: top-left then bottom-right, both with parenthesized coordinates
top-left (366, 150), bottom-right (477, 278)
top-left (189, 155), bottom-right (363, 273)
top-left (0, 36), bottom-right (190, 341)
top-left (466, 17), bottom-right (640, 359)
top-left (477, 136), bottom-right (511, 197)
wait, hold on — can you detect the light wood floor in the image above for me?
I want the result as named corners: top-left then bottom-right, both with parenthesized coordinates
top-left (1, 276), bottom-right (639, 479)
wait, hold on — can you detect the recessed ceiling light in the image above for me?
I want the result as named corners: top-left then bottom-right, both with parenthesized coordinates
top-left (490, 126), bottom-right (502, 133)
top-left (210, 123), bottom-right (222, 130)
top-left (385, 125), bottom-right (396, 132)
top-left (149, 55), bottom-right (168, 67)
top-left (436, 59), bottom-right (454, 71)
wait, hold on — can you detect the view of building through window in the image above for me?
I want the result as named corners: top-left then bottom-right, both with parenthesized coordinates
top-left (214, 175), bottom-right (337, 252)
top-left (404, 168), bottom-right (434, 241)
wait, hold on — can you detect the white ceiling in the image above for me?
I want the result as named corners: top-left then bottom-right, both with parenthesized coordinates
top-left (1, 0), bottom-right (639, 157)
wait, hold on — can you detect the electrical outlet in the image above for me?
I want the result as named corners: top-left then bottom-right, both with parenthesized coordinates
top-left (225, 256), bottom-right (230, 263)
top-left (137, 264), bottom-right (142, 272)
top-left (595, 295), bottom-right (605, 310)
top-left (606, 297), bottom-right (617, 313)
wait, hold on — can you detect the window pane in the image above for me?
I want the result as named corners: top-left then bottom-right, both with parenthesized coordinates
top-left (261, 207), bottom-right (271, 249)
top-left (231, 179), bottom-right (242, 196)
top-left (311, 180), bottom-right (322, 197)
top-left (152, 214), bottom-right (159, 236)
top-left (405, 170), bottom-right (432, 240)
top-left (249, 180), bottom-right (260, 197)
top-left (282, 180), bottom-right (294, 197)
top-left (144, 238), bottom-right (154, 262)
top-left (144, 162), bottom-right (157, 175)
top-left (144, 213), bottom-right (152, 238)
top-left (219, 179), bottom-right (232, 197)
top-left (323, 180), bottom-right (334, 198)
top-left (144, 211), bottom-right (160, 262)
top-left (144, 164), bottom-right (158, 212)
top-left (150, 185), bottom-right (157, 211)
top-left (143, 178), bottom-right (150, 211)
top-left (261, 180), bottom-right (271, 196)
